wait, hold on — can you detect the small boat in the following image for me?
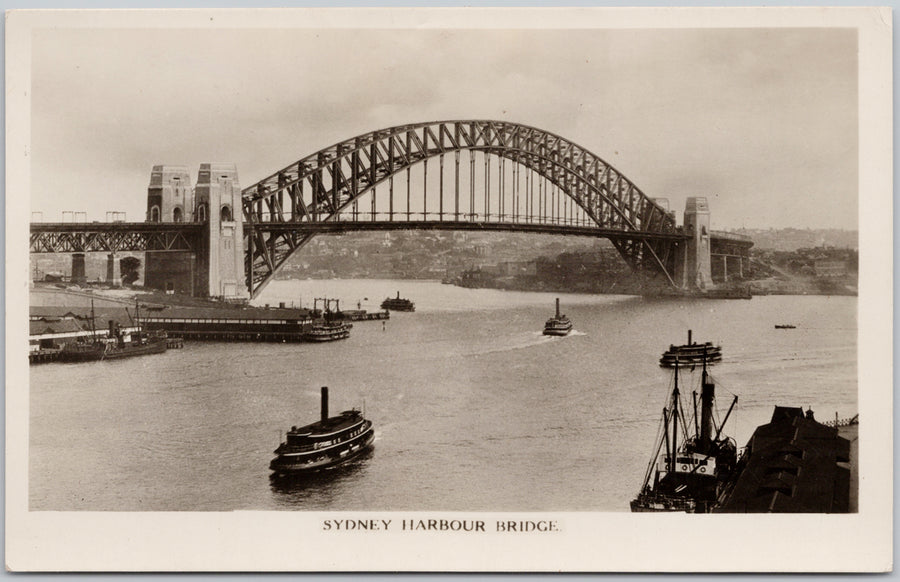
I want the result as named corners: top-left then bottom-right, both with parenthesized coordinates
top-left (381, 292), bottom-right (415, 312)
top-left (270, 386), bottom-right (375, 477)
top-left (659, 330), bottom-right (722, 368)
top-left (774, 324), bottom-right (797, 329)
top-left (543, 298), bottom-right (573, 336)
top-left (631, 355), bottom-right (739, 513)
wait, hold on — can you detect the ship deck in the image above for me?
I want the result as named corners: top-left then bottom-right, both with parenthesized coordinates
top-left (290, 412), bottom-right (365, 437)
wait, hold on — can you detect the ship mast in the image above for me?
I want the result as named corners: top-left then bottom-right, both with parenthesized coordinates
top-left (89, 299), bottom-right (97, 343)
top-left (670, 359), bottom-right (679, 473)
top-left (699, 347), bottom-right (715, 453)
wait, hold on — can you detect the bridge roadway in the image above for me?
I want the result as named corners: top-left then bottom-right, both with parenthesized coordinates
top-left (29, 218), bottom-right (751, 295)
top-left (29, 219), bottom-right (691, 254)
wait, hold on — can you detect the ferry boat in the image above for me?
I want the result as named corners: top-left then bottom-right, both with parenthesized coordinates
top-left (774, 324), bottom-right (797, 329)
top-left (270, 386), bottom-right (375, 477)
top-left (631, 355), bottom-right (739, 513)
top-left (542, 298), bottom-right (573, 336)
top-left (302, 321), bottom-right (351, 342)
top-left (381, 291), bottom-right (415, 312)
top-left (302, 297), bottom-right (351, 341)
top-left (659, 330), bottom-right (722, 368)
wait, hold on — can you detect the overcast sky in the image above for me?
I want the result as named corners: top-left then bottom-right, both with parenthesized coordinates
top-left (30, 23), bottom-right (858, 230)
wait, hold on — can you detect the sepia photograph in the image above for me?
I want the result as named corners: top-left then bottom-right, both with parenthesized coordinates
top-left (6, 5), bottom-right (893, 572)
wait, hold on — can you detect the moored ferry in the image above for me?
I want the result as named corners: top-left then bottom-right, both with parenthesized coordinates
top-left (659, 329), bottom-right (722, 368)
top-left (302, 321), bottom-right (351, 342)
top-left (270, 387), bottom-right (375, 477)
top-left (542, 298), bottom-right (573, 336)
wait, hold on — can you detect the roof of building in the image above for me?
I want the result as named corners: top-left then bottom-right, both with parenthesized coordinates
top-left (30, 319), bottom-right (87, 336)
top-left (716, 406), bottom-right (851, 513)
top-left (31, 303), bottom-right (314, 324)
top-left (137, 305), bottom-right (313, 320)
top-left (30, 306), bottom-right (135, 325)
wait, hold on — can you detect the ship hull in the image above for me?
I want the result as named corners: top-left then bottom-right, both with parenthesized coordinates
top-left (381, 302), bottom-right (414, 312)
top-left (630, 497), bottom-right (702, 513)
top-left (58, 339), bottom-right (167, 362)
top-left (302, 331), bottom-right (351, 342)
top-left (542, 327), bottom-right (572, 336)
top-left (270, 429), bottom-right (375, 477)
top-left (659, 354), bottom-right (722, 368)
top-left (659, 341), bottom-right (722, 368)
top-left (301, 323), bottom-right (351, 342)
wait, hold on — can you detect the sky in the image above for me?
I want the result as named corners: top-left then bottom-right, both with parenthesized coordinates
top-left (28, 19), bottom-right (859, 230)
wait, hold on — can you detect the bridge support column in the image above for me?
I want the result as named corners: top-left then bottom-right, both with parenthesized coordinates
top-left (195, 163), bottom-right (250, 301)
top-left (145, 166), bottom-right (198, 295)
top-left (676, 197), bottom-right (713, 291)
top-left (143, 164), bottom-right (249, 301)
top-left (106, 253), bottom-right (121, 286)
top-left (71, 253), bottom-right (86, 284)
top-left (145, 252), bottom-right (197, 295)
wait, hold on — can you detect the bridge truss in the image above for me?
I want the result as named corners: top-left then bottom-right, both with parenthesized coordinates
top-left (243, 120), bottom-right (684, 297)
top-left (30, 223), bottom-right (203, 253)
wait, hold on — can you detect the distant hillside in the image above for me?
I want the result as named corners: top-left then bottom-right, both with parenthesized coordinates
top-left (727, 228), bottom-right (858, 252)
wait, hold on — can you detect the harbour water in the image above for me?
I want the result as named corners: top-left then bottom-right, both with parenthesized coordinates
top-left (29, 280), bottom-right (857, 511)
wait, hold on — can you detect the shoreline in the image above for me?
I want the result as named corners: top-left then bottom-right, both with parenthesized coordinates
top-left (30, 278), bottom-right (857, 311)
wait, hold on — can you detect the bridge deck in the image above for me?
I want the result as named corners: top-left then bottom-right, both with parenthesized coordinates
top-left (246, 220), bottom-right (689, 241)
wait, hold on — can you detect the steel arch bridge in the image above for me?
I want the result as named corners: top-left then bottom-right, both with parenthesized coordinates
top-left (243, 120), bottom-right (684, 298)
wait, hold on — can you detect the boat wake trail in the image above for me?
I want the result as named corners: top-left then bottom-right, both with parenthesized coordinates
top-left (462, 332), bottom-right (555, 357)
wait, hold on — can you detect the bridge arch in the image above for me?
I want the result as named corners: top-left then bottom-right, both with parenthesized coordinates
top-left (242, 120), bottom-right (682, 297)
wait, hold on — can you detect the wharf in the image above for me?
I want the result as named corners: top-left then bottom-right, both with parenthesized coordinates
top-left (140, 305), bottom-right (314, 342)
top-left (29, 348), bottom-right (62, 364)
top-left (29, 288), bottom-right (389, 345)
top-left (340, 310), bottom-right (390, 321)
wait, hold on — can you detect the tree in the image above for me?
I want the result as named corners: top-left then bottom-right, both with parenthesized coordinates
top-left (120, 256), bottom-right (141, 286)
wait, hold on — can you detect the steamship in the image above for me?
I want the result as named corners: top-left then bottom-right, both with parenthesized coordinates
top-left (659, 330), bottom-right (722, 368)
top-left (381, 292), bottom-right (415, 312)
top-left (631, 354), bottom-right (738, 513)
top-left (270, 387), bottom-right (375, 477)
top-left (542, 298), bottom-right (573, 336)
top-left (58, 302), bottom-right (168, 362)
top-left (301, 321), bottom-right (351, 342)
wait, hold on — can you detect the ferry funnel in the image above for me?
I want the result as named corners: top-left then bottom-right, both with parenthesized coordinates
top-left (555, 298), bottom-right (561, 318)
top-left (321, 386), bottom-right (329, 423)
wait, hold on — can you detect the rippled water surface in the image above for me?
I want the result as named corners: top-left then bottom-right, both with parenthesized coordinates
top-left (30, 280), bottom-right (857, 511)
